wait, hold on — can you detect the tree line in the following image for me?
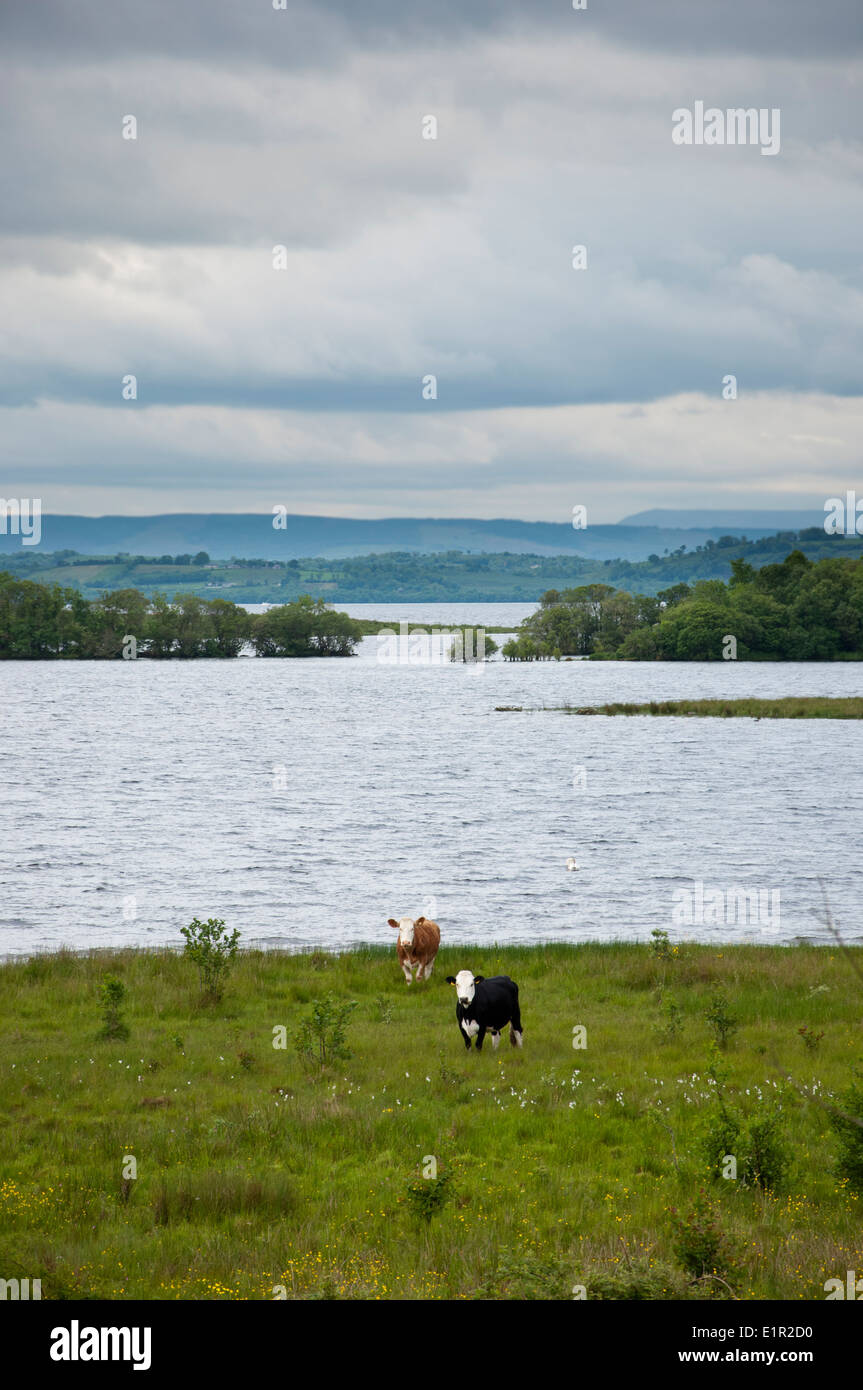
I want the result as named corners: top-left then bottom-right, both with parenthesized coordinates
top-left (502, 552), bottom-right (863, 661)
top-left (0, 576), bottom-right (363, 659)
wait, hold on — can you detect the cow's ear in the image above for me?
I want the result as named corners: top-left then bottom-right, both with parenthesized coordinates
top-left (415, 916), bottom-right (426, 926)
top-left (445, 976), bottom-right (456, 985)
top-left (387, 918), bottom-right (399, 928)
top-left (473, 975), bottom-right (485, 984)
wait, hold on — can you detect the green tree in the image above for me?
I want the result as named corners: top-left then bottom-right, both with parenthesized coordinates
top-left (180, 917), bottom-right (241, 999)
top-left (251, 596), bottom-right (361, 657)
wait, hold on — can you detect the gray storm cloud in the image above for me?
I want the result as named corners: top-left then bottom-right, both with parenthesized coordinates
top-left (0, 2), bottom-right (860, 514)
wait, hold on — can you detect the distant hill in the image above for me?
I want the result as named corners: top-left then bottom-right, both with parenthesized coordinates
top-left (620, 508), bottom-right (827, 531)
top-left (0, 511), bottom-right (821, 563)
top-left (5, 529), bottom-right (860, 604)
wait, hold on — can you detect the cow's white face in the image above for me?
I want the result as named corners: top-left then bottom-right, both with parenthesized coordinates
top-left (396, 918), bottom-right (415, 946)
top-left (454, 970), bottom-right (476, 1006)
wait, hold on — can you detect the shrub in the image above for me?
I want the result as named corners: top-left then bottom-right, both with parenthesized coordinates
top-left (586, 1259), bottom-right (688, 1301)
top-left (375, 995), bottom-right (394, 1024)
top-left (180, 916), bottom-right (240, 999)
top-left (743, 1112), bottom-right (791, 1192)
top-left (478, 1249), bottom-right (571, 1300)
top-left (651, 929), bottom-right (678, 962)
top-left (660, 996), bottom-right (684, 1040)
top-left (405, 1169), bottom-right (453, 1224)
top-left (701, 1098), bottom-right (790, 1193)
top-left (828, 1073), bottom-right (863, 1192)
top-left (705, 990), bottom-right (739, 1049)
top-left (669, 1191), bottom-right (737, 1286)
top-left (448, 627), bottom-right (498, 663)
top-left (294, 994), bottom-right (358, 1068)
top-left (98, 975), bottom-right (129, 1041)
top-left (798, 1026), bottom-right (825, 1053)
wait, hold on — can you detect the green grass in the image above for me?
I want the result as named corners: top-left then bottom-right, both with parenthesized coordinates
top-left (496, 698), bottom-right (863, 719)
top-left (1, 942), bottom-right (861, 1300)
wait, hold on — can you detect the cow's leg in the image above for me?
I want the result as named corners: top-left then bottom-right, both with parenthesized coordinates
top-left (490, 1030), bottom-right (500, 1051)
top-left (475, 1026), bottom-right (487, 1052)
top-left (424, 958), bottom-right (434, 979)
top-left (462, 1030), bottom-right (473, 1050)
top-left (401, 958), bottom-right (413, 984)
top-left (510, 997), bottom-right (523, 1046)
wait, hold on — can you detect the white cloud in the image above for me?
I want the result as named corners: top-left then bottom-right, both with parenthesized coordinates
top-left (1, 22), bottom-right (861, 514)
top-left (3, 391), bottom-right (859, 521)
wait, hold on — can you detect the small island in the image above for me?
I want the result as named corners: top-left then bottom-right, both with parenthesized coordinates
top-left (501, 551), bottom-right (863, 661)
top-left (496, 698), bottom-right (863, 719)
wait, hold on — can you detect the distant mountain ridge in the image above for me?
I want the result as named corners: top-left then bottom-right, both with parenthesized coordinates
top-left (620, 508), bottom-right (827, 530)
top-left (0, 511), bottom-right (828, 563)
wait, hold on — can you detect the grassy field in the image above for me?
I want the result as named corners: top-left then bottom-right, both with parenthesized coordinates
top-left (496, 698), bottom-right (863, 719)
top-left (1, 942), bottom-right (861, 1301)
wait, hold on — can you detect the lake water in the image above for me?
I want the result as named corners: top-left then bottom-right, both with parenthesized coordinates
top-left (2, 602), bottom-right (862, 957)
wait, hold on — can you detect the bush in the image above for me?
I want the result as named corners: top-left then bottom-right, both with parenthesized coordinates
top-left (294, 994), bottom-right (358, 1069)
top-left (448, 627), bottom-right (498, 663)
top-left (478, 1249), bottom-right (571, 1300)
top-left (660, 996), bottom-right (684, 1040)
top-left (743, 1112), bottom-right (791, 1193)
top-left (705, 990), bottom-right (739, 1049)
top-left (701, 1101), bottom-right (790, 1192)
top-left (669, 1191), bottom-right (737, 1286)
top-left (98, 975), bottom-right (129, 1041)
top-left (651, 929), bottom-right (678, 962)
top-left (586, 1259), bottom-right (689, 1301)
top-left (798, 1026), bottom-right (825, 1053)
top-left (405, 1169), bottom-right (453, 1224)
top-left (828, 1073), bottom-right (863, 1192)
top-left (180, 916), bottom-right (240, 999)
top-left (375, 995), bottom-right (394, 1024)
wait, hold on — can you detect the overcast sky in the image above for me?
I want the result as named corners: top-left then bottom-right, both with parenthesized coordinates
top-left (1, 1), bottom-right (861, 521)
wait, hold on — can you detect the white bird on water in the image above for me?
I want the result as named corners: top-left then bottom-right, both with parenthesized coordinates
top-left (566, 857), bottom-right (579, 871)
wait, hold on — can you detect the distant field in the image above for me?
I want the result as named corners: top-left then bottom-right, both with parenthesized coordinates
top-left (496, 698), bottom-right (863, 719)
top-left (1, 942), bottom-right (861, 1300)
top-left (6, 529), bottom-right (863, 604)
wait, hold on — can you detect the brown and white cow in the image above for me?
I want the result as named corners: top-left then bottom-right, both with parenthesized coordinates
top-left (387, 915), bottom-right (441, 984)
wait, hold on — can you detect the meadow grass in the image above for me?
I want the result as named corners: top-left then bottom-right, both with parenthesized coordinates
top-left (0, 942), bottom-right (860, 1300)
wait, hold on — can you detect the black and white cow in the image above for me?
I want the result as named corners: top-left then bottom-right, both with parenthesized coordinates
top-left (445, 971), bottom-right (523, 1051)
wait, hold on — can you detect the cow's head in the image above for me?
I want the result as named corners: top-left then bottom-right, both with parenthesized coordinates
top-left (445, 970), bottom-right (485, 1006)
top-left (388, 916), bottom-right (427, 946)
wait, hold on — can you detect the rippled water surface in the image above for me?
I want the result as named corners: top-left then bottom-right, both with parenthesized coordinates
top-left (2, 610), bottom-right (862, 956)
